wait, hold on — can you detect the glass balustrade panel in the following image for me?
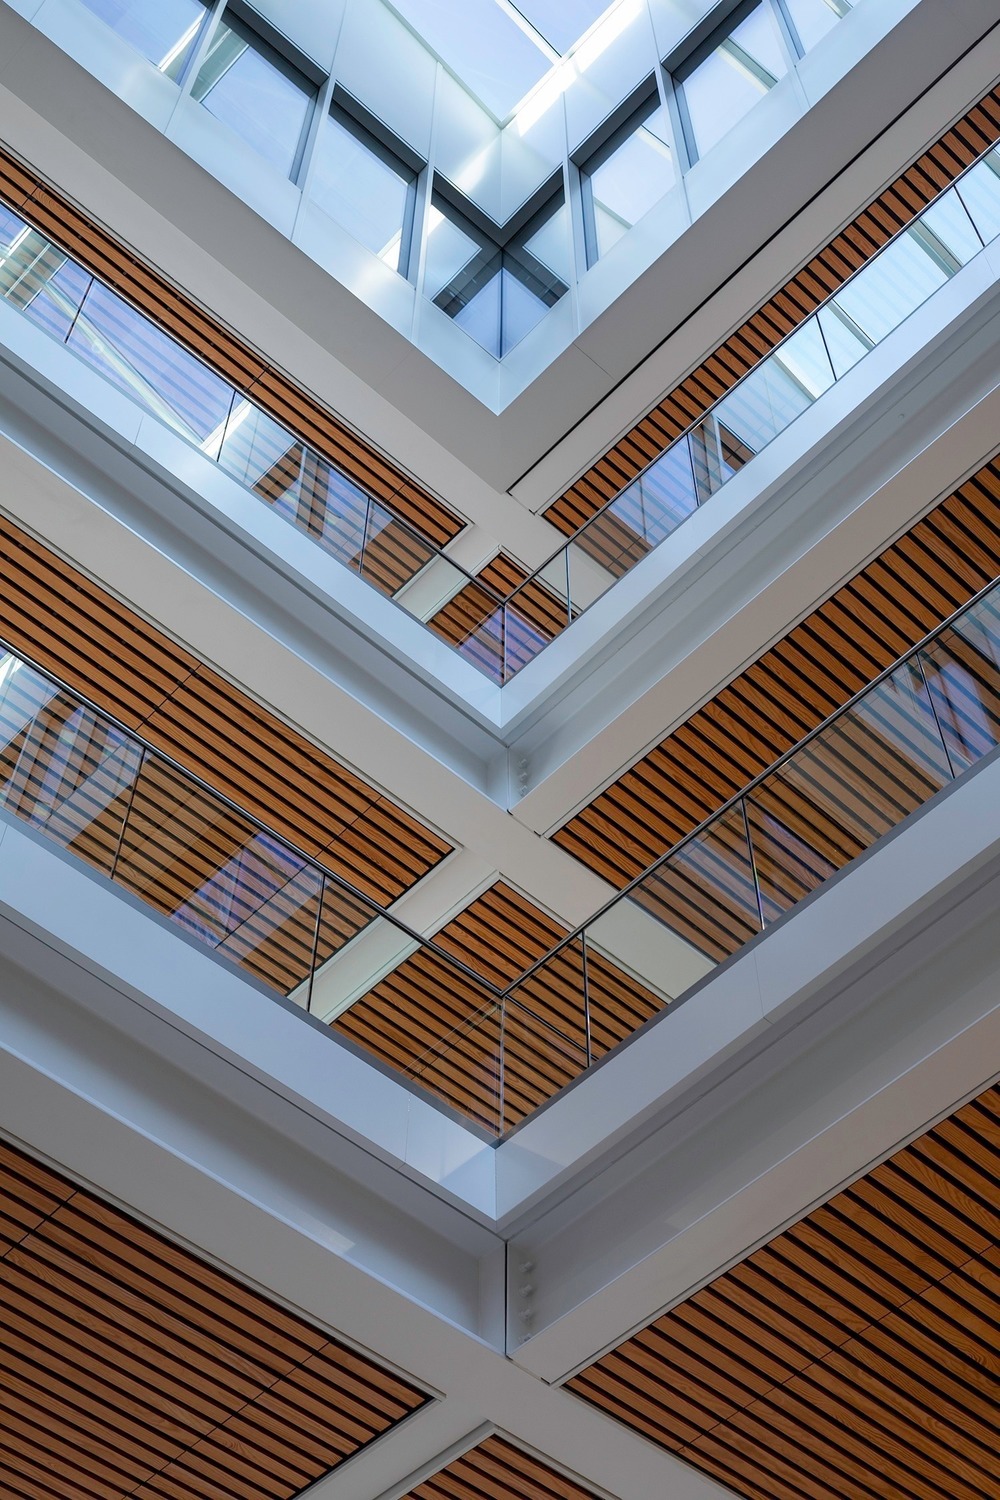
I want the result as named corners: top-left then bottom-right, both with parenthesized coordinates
top-left (918, 593), bottom-right (1000, 773)
top-left (217, 400), bottom-right (305, 514)
top-left (831, 227), bottom-right (952, 343)
top-left (745, 658), bottom-right (954, 922)
top-left (501, 997), bottom-right (587, 1131)
top-left (425, 577), bottom-right (506, 682)
top-left (112, 753), bottom-right (328, 991)
top-left (619, 802), bottom-right (763, 968)
top-left (579, 922), bottom-right (674, 1060)
top-left (68, 280), bottom-right (235, 447)
top-left (0, 654), bottom-right (144, 879)
top-left (360, 500), bottom-right (438, 600)
top-left (954, 149), bottom-right (1000, 247)
top-left (918, 185), bottom-right (987, 266)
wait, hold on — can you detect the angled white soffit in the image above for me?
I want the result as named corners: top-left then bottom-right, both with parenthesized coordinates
top-left (0, 0), bottom-right (995, 511)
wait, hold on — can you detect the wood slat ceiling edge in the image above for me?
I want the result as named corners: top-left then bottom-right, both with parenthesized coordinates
top-left (0, 139), bottom-right (464, 550)
top-left (545, 87), bottom-right (1000, 538)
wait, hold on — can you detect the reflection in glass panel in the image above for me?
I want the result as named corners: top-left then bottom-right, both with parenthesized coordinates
top-left (452, 262), bottom-right (502, 358)
top-left (585, 101), bottom-right (675, 262)
top-left (679, 2), bottom-right (788, 160)
top-left (192, 17), bottom-right (314, 178)
top-left (78, 0), bottom-right (208, 78)
top-left (817, 301), bottom-right (872, 378)
top-left (920, 596), bottom-right (1000, 772)
top-left (955, 150), bottom-right (1000, 247)
top-left (68, 281), bottom-right (234, 444)
top-left (748, 661), bottom-right (952, 921)
top-left (630, 804), bottom-right (762, 964)
top-left (0, 656), bottom-right (144, 879)
top-left (218, 401), bottom-right (303, 513)
top-left (779, 0), bottom-right (850, 53)
top-left (0, 235), bottom-right (92, 342)
top-left (832, 228), bottom-right (950, 342)
top-left (311, 110), bottom-right (414, 273)
top-left (918, 187), bottom-right (985, 267)
top-left (716, 316), bottom-right (833, 453)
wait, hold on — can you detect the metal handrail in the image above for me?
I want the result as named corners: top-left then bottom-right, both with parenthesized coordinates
top-left (503, 136), bottom-right (1000, 615)
top-left (0, 188), bottom-right (509, 613)
top-left (0, 630), bottom-right (507, 999)
top-left (498, 570), bottom-right (1000, 996)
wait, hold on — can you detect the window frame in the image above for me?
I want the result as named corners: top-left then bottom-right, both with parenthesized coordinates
top-left (314, 92), bottom-right (421, 280)
top-left (671, 0), bottom-right (793, 165)
top-left (577, 82), bottom-right (675, 268)
top-left (426, 179), bottom-right (569, 359)
top-left (193, 3), bottom-right (321, 182)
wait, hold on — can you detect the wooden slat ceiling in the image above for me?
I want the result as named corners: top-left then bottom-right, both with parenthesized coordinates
top-left (0, 1135), bottom-right (429, 1500)
top-left (333, 881), bottom-right (661, 1134)
top-left (0, 513), bottom-right (451, 906)
top-left (0, 143), bottom-right (463, 552)
top-left (555, 462), bottom-right (1000, 888)
top-left (402, 1433), bottom-right (603, 1500)
top-left (567, 1080), bottom-right (1000, 1500)
top-left (546, 88), bottom-right (1000, 546)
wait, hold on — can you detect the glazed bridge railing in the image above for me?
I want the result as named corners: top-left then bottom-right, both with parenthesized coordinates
top-left (490, 139), bottom-right (1000, 680)
top-left (410, 575), bottom-right (1000, 1131)
top-left (1, 570), bottom-right (998, 1134)
top-left (1, 142), bottom-right (998, 685)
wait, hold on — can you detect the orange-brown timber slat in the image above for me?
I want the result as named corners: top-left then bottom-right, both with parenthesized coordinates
top-left (547, 89), bottom-right (1000, 544)
top-left (402, 1432), bottom-right (603, 1500)
top-left (332, 882), bottom-right (663, 1134)
top-left (567, 1082), bottom-right (1000, 1500)
top-left (555, 462), bottom-right (1000, 890)
top-left (0, 1137), bottom-right (428, 1500)
top-left (0, 145), bottom-right (463, 549)
top-left (0, 514), bottom-right (452, 908)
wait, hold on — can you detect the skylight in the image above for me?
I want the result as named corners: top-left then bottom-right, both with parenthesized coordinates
top-left (388, 0), bottom-right (623, 118)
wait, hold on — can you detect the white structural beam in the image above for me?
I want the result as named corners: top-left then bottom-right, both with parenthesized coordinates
top-left (503, 749), bottom-right (1000, 1379)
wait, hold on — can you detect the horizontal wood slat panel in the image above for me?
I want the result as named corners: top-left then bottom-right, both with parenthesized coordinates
top-left (568, 1082), bottom-right (1000, 1500)
top-left (333, 883), bottom-right (664, 1133)
top-left (0, 515), bottom-right (451, 907)
top-left (0, 144), bottom-right (463, 550)
top-left (0, 1138), bottom-right (428, 1500)
top-left (403, 1432), bottom-right (603, 1500)
top-left (547, 89), bottom-right (1000, 544)
top-left (555, 462), bottom-right (1000, 889)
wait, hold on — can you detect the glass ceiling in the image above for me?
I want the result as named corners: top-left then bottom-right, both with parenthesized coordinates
top-left (388, 0), bottom-right (622, 118)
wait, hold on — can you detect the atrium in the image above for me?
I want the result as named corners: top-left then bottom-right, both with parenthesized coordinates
top-left (0, 0), bottom-right (999, 1496)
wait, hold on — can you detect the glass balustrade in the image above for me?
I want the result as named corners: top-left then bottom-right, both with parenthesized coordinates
top-left (2, 573), bottom-right (996, 1134)
top-left (499, 146), bottom-right (1000, 680)
top-left (0, 143), bottom-right (998, 686)
top-left (0, 204), bottom-right (509, 682)
top-left (424, 579), bottom-right (1000, 1130)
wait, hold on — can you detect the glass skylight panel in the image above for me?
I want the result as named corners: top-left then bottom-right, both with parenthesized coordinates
top-left (78, 0), bottom-right (208, 78)
top-left (585, 101), bottom-right (675, 262)
top-left (192, 16), bottom-right (314, 178)
top-left (426, 194), bottom-right (567, 358)
top-left (389, 0), bottom-right (550, 117)
top-left (311, 111), bottom-right (415, 274)
top-left (779, 0), bottom-right (851, 53)
top-left (679, 3), bottom-right (789, 161)
top-left (509, 0), bottom-right (618, 54)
